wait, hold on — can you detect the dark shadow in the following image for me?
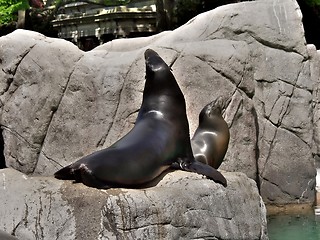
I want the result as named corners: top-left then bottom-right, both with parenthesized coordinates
top-left (251, 107), bottom-right (261, 193)
top-left (297, 0), bottom-right (320, 49)
top-left (0, 127), bottom-right (6, 169)
top-left (134, 168), bottom-right (176, 189)
top-left (68, 167), bottom-right (175, 190)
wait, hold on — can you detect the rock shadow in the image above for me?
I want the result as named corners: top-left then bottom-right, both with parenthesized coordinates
top-left (0, 127), bottom-right (5, 169)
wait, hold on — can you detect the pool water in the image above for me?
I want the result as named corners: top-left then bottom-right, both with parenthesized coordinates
top-left (267, 213), bottom-right (320, 240)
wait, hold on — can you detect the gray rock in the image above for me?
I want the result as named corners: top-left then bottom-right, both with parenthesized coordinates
top-left (0, 168), bottom-right (267, 240)
top-left (0, 168), bottom-right (76, 240)
top-left (0, 0), bottom-right (316, 208)
top-left (0, 30), bottom-right (83, 174)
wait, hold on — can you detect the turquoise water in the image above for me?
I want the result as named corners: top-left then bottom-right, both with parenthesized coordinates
top-left (268, 213), bottom-right (320, 240)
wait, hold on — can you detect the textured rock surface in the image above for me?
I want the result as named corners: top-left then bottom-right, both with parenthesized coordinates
top-left (0, 168), bottom-right (267, 240)
top-left (0, 0), bottom-right (316, 206)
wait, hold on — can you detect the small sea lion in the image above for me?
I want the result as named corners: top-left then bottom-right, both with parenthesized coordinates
top-left (191, 99), bottom-right (230, 169)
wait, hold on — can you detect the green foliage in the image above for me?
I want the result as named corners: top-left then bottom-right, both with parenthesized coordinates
top-left (305, 0), bottom-right (320, 6)
top-left (95, 0), bottom-right (130, 5)
top-left (175, 0), bottom-right (202, 26)
top-left (0, 0), bottom-right (30, 25)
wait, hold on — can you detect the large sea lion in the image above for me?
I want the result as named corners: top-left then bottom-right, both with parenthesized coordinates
top-left (54, 49), bottom-right (227, 188)
top-left (191, 99), bottom-right (230, 169)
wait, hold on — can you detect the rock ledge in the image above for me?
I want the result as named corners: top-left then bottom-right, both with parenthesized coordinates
top-left (0, 168), bottom-right (267, 240)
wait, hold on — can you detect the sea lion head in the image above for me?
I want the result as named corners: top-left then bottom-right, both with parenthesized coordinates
top-left (198, 97), bottom-right (226, 127)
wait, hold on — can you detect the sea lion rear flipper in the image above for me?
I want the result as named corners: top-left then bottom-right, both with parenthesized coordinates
top-left (77, 164), bottom-right (111, 189)
top-left (180, 160), bottom-right (227, 187)
top-left (55, 164), bottom-right (110, 189)
top-left (54, 165), bottom-right (75, 180)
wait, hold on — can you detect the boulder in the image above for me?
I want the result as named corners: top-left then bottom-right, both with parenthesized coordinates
top-left (0, 168), bottom-right (267, 240)
top-left (0, 0), bottom-right (316, 207)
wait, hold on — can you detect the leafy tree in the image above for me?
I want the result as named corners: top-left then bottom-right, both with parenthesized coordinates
top-left (0, 0), bottom-right (30, 25)
top-left (175, 0), bottom-right (202, 27)
top-left (305, 0), bottom-right (320, 6)
top-left (175, 0), bottom-right (241, 27)
top-left (0, 0), bottom-right (129, 26)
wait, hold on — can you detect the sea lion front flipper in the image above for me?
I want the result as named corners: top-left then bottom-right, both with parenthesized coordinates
top-left (54, 164), bottom-right (74, 180)
top-left (179, 160), bottom-right (227, 187)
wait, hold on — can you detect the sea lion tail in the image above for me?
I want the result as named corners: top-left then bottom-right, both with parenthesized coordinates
top-left (54, 165), bottom-right (75, 180)
top-left (180, 160), bottom-right (227, 187)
